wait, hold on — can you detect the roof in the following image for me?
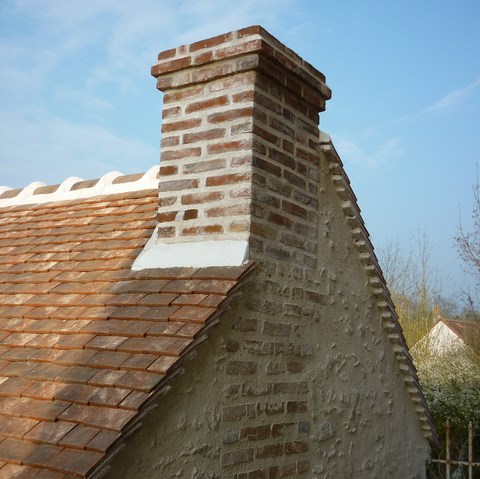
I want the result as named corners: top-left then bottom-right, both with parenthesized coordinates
top-left (0, 174), bottom-right (255, 478)
top-left (441, 318), bottom-right (480, 353)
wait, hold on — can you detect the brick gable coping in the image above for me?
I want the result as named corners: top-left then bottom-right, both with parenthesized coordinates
top-left (320, 132), bottom-right (438, 446)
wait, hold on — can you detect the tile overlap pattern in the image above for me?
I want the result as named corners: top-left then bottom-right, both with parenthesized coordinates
top-left (0, 188), bottom-right (253, 478)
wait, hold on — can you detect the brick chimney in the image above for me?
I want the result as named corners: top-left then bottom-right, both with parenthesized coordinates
top-left (134, 26), bottom-right (331, 269)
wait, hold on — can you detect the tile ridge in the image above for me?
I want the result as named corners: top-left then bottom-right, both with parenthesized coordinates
top-left (320, 131), bottom-right (439, 447)
top-left (0, 166), bottom-right (159, 208)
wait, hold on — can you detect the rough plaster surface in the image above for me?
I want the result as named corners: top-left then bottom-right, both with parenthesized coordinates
top-left (103, 151), bottom-right (429, 479)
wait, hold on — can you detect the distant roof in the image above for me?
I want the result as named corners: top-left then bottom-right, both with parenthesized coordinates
top-left (0, 179), bottom-right (254, 477)
top-left (442, 318), bottom-right (480, 353)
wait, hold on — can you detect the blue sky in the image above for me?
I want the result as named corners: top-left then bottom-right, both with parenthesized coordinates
top-left (1, 0), bottom-right (479, 303)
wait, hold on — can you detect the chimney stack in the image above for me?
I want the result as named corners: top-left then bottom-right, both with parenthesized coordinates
top-left (135, 26), bottom-right (331, 269)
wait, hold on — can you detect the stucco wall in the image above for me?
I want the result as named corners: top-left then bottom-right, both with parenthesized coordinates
top-left (102, 150), bottom-right (429, 479)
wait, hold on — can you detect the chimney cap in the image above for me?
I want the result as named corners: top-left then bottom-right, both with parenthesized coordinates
top-left (151, 25), bottom-right (331, 108)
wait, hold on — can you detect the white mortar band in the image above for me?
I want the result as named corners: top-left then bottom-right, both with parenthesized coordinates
top-left (132, 231), bottom-right (249, 269)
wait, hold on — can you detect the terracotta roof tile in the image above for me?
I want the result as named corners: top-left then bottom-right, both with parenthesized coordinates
top-left (0, 416), bottom-right (38, 439)
top-left (58, 425), bottom-right (100, 450)
top-left (86, 429), bottom-right (120, 453)
top-left (0, 187), bottom-right (255, 477)
top-left (59, 404), bottom-right (136, 431)
top-left (49, 447), bottom-right (103, 476)
top-left (24, 421), bottom-right (75, 445)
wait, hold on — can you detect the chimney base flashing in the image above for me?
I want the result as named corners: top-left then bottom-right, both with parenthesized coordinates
top-left (132, 233), bottom-right (249, 269)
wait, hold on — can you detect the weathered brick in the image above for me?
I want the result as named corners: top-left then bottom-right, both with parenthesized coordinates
top-left (284, 441), bottom-right (308, 454)
top-left (181, 191), bottom-right (224, 205)
top-left (255, 443), bottom-right (283, 459)
top-left (240, 425), bottom-right (270, 441)
top-left (206, 204), bottom-right (250, 217)
top-left (183, 158), bottom-right (226, 174)
top-left (226, 360), bottom-right (257, 375)
top-left (161, 136), bottom-right (180, 147)
top-left (181, 225), bottom-right (223, 236)
top-left (159, 179), bottom-right (199, 192)
top-left (161, 147), bottom-right (201, 161)
top-left (162, 106), bottom-right (181, 119)
top-left (221, 448), bottom-right (253, 468)
top-left (183, 128), bottom-right (225, 144)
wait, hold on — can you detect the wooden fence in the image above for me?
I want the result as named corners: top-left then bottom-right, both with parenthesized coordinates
top-left (430, 420), bottom-right (480, 478)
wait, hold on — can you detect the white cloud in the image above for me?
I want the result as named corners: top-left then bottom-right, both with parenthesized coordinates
top-left (421, 77), bottom-right (480, 114)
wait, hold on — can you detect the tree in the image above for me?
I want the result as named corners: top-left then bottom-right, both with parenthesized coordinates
top-left (456, 169), bottom-right (480, 313)
top-left (379, 231), bottom-right (444, 348)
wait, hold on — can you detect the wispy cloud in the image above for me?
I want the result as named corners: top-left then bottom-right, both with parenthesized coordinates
top-left (395, 77), bottom-right (480, 124)
top-left (0, 0), bottom-right (295, 188)
top-left (420, 77), bottom-right (480, 114)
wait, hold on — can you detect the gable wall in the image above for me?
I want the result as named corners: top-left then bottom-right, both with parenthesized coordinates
top-left (103, 148), bottom-right (429, 479)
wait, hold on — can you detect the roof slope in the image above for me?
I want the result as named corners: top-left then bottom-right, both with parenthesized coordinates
top-left (442, 318), bottom-right (480, 353)
top-left (0, 185), bottom-right (254, 478)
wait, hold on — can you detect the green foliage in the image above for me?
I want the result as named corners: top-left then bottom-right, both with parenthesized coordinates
top-left (418, 349), bottom-right (480, 429)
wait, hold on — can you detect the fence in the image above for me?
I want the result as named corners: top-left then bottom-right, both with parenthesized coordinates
top-left (430, 420), bottom-right (480, 479)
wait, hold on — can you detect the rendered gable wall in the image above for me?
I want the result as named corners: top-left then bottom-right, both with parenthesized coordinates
top-left (102, 27), bottom-right (431, 478)
top-left (104, 146), bottom-right (429, 478)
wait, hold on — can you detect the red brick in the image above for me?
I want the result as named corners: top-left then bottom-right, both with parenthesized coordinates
top-left (162, 118), bottom-right (201, 133)
top-left (208, 107), bottom-right (253, 124)
top-left (206, 172), bottom-right (250, 187)
top-left (159, 165), bottom-right (178, 176)
top-left (207, 139), bottom-right (252, 155)
top-left (157, 47), bottom-right (176, 60)
top-left (183, 128), bottom-right (225, 144)
top-left (190, 32), bottom-right (233, 52)
top-left (151, 56), bottom-right (191, 76)
top-left (186, 96), bottom-right (229, 113)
